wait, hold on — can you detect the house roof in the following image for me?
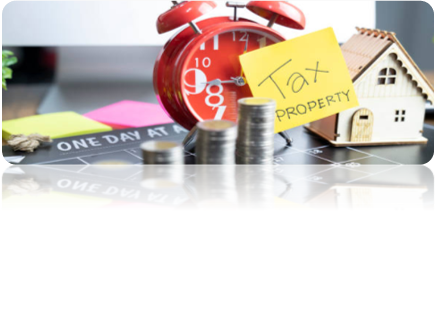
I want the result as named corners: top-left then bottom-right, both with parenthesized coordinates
top-left (341, 27), bottom-right (434, 104)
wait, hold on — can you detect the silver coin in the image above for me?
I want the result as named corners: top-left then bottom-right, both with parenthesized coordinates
top-left (141, 141), bottom-right (184, 165)
top-left (141, 141), bottom-right (185, 189)
top-left (196, 120), bottom-right (237, 165)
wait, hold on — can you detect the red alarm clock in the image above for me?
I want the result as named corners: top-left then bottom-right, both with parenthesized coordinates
top-left (154, 1), bottom-right (305, 130)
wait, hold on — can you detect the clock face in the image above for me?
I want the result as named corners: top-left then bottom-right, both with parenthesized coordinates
top-left (182, 29), bottom-right (281, 123)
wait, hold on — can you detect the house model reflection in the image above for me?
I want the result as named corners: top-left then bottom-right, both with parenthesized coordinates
top-left (307, 28), bottom-right (434, 146)
top-left (306, 184), bottom-right (428, 209)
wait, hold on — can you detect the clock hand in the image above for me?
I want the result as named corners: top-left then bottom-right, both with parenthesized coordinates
top-left (204, 77), bottom-right (246, 86)
top-left (205, 79), bottom-right (236, 85)
top-left (240, 35), bottom-right (249, 77)
top-left (244, 35), bottom-right (249, 53)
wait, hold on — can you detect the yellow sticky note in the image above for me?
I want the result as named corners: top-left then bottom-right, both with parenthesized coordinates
top-left (274, 198), bottom-right (319, 211)
top-left (2, 111), bottom-right (112, 140)
top-left (2, 190), bottom-right (112, 211)
top-left (240, 28), bottom-right (359, 133)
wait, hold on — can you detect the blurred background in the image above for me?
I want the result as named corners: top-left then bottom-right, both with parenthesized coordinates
top-left (2, 1), bottom-right (434, 122)
top-left (376, 1), bottom-right (433, 73)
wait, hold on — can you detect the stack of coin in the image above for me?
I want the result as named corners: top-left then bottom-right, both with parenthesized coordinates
top-left (236, 98), bottom-right (276, 165)
top-left (196, 120), bottom-right (237, 164)
top-left (196, 121), bottom-right (238, 210)
top-left (236, 98), bottom-right (276, 210)
top-left (141, 141), bottom-right (185, 189)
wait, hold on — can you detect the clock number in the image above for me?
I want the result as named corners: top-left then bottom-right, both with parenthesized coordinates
top-left (205, 84), bottom-right (224, 107)
top-left (203, 58), bottom-right (211, 68)
top-left (258, 37), bottom-right (267, 48)
top-left (200, 35), bottom-right (219, 51)
top-left (195, 57), bottom-right (211, 68)
top-left (213, 35), bottom-right (219, 50)
top-left (240, 32), bottom-right (249, 42)
top-left (214, 106), bottom-right (227, 120)
top-left (184, 68), bottom-right (207, 95)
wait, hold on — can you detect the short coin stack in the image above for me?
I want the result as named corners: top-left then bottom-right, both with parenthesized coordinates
top-left (196, 121), bottom-right (238, 210)
top-left (141, 141), bottom-right (185, 189)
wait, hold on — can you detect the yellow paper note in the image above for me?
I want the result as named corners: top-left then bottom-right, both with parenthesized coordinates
top-left (274, 198), bottom-right (319, 211)
top-left (240, 28), bottom-right (359, 133)
top-left (2, 111), bottom-right (112, 140)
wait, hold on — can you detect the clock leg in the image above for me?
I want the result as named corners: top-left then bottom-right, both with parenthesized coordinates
top-left (278, 132), bottom-right (293, 146)
top-left (182, 126), bottom-right (198, 153)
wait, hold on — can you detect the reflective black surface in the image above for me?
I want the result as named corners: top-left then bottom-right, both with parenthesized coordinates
top-left (2, 127), bottom-right (435, 210)
top-left (3, 165), bottom-right (433, 210)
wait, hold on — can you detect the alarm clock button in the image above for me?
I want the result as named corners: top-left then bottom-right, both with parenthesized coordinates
top-left (246, 1), bottom-right (305, 30)
top-left (157, 1), bottom-right (217, 34)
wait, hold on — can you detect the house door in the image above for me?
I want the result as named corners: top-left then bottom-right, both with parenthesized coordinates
top-left (351, 108), bottom-right (374, 142)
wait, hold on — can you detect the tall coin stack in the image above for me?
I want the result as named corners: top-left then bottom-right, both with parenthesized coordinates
top-left (236, 98), bottom-right (276, 165)
top-left (196, 121), bottom-right (238, 210)
top-left (141, 141), bottom-right (185, 189)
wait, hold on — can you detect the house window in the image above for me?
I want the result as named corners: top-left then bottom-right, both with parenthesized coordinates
top-left (378, 68), bottom-right (397, 85)
top-left (395, 110), bottom-right (406, 122)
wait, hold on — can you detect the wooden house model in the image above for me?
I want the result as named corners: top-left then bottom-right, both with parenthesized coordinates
top-left (307, 27), bottom-right (434, 146)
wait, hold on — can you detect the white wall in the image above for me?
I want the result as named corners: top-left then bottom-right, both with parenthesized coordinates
top-left (2, 1), bottom-right (375, 46)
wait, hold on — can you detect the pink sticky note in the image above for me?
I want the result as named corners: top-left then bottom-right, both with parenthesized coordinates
top-left (95, 201), bottom-right (174, 211)
top-left (84, 100), bottom-right (173, 129)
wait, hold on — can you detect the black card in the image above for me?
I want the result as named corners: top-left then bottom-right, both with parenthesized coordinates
top-left (2, 124), bottom-right (190, 165)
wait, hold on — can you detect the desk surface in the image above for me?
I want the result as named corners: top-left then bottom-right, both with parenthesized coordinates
top-left (3, 164), bottom-right (434, 209)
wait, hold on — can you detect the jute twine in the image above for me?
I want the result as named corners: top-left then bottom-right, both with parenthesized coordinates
top-left (7, 133), bottom-right (52, 152)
